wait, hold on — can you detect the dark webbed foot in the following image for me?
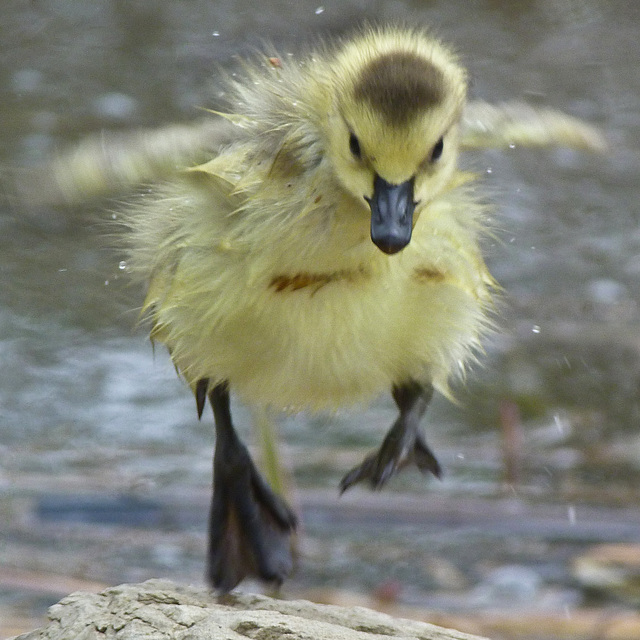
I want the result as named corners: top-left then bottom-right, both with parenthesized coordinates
top-left (204, 382), bottom-right (297, 592)
top-left (340, 381), bottom-right (441, 493)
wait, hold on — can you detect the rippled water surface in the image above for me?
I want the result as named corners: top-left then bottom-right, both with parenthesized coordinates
top-left (2, 1), bottom-right (640, 638)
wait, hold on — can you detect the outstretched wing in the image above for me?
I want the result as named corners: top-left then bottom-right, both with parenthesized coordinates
top-left (461, 100), bottom-right (606, 152)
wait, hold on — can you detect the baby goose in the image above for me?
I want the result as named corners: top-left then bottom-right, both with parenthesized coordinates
top-left (124, 25), bottom-right (491, 591)
top-left (38, 26), bottom-right (598, 592)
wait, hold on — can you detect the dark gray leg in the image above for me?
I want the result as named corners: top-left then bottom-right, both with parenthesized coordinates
top-left (204, 381), bottom-right (297, 592)
top-left (340, 380), bottom-right (441, 492)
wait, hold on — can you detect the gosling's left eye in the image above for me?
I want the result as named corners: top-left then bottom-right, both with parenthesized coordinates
top-left (430, 137), bottom-right (444, 162)
top-left (349, 132), bottom-right (362, 159)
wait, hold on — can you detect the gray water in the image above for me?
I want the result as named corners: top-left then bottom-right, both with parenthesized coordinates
top-left (2, 1), bottom-right (640, 637)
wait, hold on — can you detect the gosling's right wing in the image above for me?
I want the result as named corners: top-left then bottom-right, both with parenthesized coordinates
top-left (461, 100), bottom-right (607, 152)
top-left (9, 117), bottom-right (239, 209)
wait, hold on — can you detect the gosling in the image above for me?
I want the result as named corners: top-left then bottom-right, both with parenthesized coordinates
top-left (123, 26), bottom-right (515, 591)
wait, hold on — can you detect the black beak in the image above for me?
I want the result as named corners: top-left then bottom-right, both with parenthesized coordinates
top-left (366, 175), bottom-right (416, 255)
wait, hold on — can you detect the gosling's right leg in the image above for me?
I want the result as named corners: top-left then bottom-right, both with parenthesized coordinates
top-left (204, 381), bottom-right (297, 592)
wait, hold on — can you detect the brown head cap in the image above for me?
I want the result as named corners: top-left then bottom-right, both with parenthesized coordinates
top-left (353, 52), bottom-right (445, 127)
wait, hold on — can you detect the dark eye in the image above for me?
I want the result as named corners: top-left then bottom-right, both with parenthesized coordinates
top-left (349, 132), bottom-right (362, 159)
top-left (430, 137), bottom-right (444, 162)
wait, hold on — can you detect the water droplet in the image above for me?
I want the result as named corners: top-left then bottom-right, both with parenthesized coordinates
top-left (111, 213), bottom-right (117, 220)
top-left (315, 6), bottom-right (325, 14)
top-left (118, 260), bottom-right (127, 270)
top-left (456, 453), bottom-right (465, 460)
top-left (104, 280), bottom-right (110, 286)
top-left (553, 414), bottom-right (564, 434)
top-left (532, 325), bottom-right (541, 334)
top-left (509, 143), bottom-right (516, 149)
top-left (212, 30), bottom-right (220, 37)
top-left (486, 167), bottom-right (492, 174)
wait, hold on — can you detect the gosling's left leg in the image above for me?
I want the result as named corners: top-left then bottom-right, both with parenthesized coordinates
top-left (205, 382), bottom-right (297, 592)
top-left (340, 380), bottom-right (442, 493)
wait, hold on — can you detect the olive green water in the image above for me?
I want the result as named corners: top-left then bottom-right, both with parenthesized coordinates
top-left (2, 1), bottom-right (640, 637)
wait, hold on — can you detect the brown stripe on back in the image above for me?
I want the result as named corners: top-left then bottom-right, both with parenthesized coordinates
top-left (269, 267), bottom-right (371, 294)
top-left (353, 52), bottom-right (445, 126)
top-left (413, 266), bottom-right (446, 283)
top-left (270, 273), bottom-right (332, 293)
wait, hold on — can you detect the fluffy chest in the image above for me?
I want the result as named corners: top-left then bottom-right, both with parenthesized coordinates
top-left (146, 182), bottom-right (493, 409)
top-left (181, 247), bottom-right (489, 409)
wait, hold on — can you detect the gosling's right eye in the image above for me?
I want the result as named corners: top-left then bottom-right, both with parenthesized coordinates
top-left (349, 132), bottom-right (362, 159)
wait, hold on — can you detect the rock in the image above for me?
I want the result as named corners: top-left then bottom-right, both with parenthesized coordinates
top-left (573, 543), bottom-right (640, 605)
top-left (10, 579), bottom-right (490, 640)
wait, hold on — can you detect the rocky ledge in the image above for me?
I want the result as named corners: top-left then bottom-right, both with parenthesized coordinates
top-left (11, 579), bottom-right (488, 640)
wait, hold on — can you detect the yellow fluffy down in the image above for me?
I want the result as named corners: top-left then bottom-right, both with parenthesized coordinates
top-left (123, 26), bottom-right (496, 412)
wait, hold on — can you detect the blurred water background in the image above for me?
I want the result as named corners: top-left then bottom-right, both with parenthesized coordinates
top-left (2, 1), bottom-right (640, 638)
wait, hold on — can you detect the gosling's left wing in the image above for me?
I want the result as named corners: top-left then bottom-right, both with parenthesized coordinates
top-left (461, 100), bottom-right (607, 152)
